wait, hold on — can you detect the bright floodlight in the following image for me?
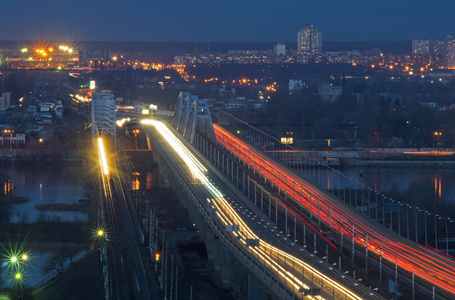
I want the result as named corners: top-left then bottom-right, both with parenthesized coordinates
top-left (98, 230), bottom-right (104, 236)
top-left (15, 273), bottom-right (21, 279)
top-left (22, 254), bottom-right (28, 260)
top-left (10, 256), bottom-right (18, 263)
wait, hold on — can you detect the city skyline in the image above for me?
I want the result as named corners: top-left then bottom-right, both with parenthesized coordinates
top-left (1, 0), bottom-right (455, 42)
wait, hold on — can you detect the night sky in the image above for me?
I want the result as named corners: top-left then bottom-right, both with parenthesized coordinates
top-left (2, 0), bottom-right (454, 42)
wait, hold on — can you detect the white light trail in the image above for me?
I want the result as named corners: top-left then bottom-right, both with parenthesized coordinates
top-left (141, 119), bottom-right (365, 300)
top-left (98, 137), bottom-right (109, 175)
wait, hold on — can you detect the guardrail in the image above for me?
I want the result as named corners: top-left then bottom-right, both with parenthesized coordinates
top-left (147, 119), bottom-right (382, 300)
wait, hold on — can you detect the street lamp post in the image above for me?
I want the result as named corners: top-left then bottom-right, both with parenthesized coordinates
top-left (4, 129), bottom-right (13, 150)
top-left (434, 132), bottom-right (442, 152)
top-left (133, 129), bottom-right (140, 151)
top-left (425, 211), bottom-right (428, 247)
top-left (439, 217), bottom-right (451, 255)
top-left (434, 214), bottom-right (438, 250)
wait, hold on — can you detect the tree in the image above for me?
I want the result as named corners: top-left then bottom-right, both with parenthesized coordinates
top-left (7, 285), bottom-right (34, 300)
top-left (42, 251), bottom-right (66, 275)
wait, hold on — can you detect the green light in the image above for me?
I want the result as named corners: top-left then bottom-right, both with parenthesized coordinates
top-left (11, 256), bottom-right (18, 263)
top-left (15, 273), bottom-right (21, 279)
top-left (57, 66), bottom-right (62, 70)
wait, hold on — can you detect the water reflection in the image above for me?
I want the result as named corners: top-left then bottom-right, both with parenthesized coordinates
top-left (132, 170), bottom-right (156, 191)
top-left (0, 164), bottom-right (88, 223)
top-left (146, 172), bottom-right (153, 190)
top-left (4, 179), bottom-right (13, 196)
top-left (322, 167), bottom-right (455, 207)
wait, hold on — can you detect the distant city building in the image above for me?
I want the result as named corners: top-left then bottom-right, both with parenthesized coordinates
top-left (297, 24), bottom-right (322, 58)
top-left (429, 69), bottom-right (455, 78)
top-left (319, 82), bottom-right (342, 101)
top-left (274, 43), bottom-right (286, 56)
top-left (79, 49), bottom-right (112, 65)
top-left (0, 132), bottom-right (25, 147)
top-left (430, 40), bottom-right (445, 57)
top-left (91, 92), bottom-right (116, 138)
top-left (413, 35), bottom-right (455, 68)
top-left (39, 102), bottom-right (55, 112)
top-left (412, 40), bottom-right (430, 55)
top-left (0, 92), bottom-right (11, 111)
top-left (289, 80), bottom-right (304, 94)
top-left (444, 35), bottom-right (455, 69)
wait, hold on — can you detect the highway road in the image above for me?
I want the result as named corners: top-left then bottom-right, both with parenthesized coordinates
top-left (213, 124), bottom-right (455, 298)
top-left (141, 118), bottom-right (382, 300)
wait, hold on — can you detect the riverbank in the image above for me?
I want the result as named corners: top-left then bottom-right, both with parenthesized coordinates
top-left (0, 149), bottom-right (86, 164)
top-left (35, 203), bottom-right (89, 212)
top-left (271, 149), bottom-right (455, 169)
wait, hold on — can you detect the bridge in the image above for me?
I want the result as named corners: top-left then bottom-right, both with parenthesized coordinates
top-left (93, 92), bottom-right (454, 299)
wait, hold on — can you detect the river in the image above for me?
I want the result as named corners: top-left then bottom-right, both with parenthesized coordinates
top-left (1, 163), bottom-right (88, 223)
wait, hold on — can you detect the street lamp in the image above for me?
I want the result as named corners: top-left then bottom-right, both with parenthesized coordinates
top-left (4, 129), bottom-right (13, 150)
top-left (133, 129), bottom-right (140, 151)
top-left (434, 132), bottom-right (442, 152)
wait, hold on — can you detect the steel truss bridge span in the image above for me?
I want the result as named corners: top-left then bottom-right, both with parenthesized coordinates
top-left (142, 118), bottom-right (382, 300)
top-left (213, 123), bottom-right (455, 298)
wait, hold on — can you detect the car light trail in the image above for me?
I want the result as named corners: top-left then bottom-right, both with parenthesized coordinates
top-left (98, 137), bottom-right (109, 175)
top-left (213, 124), bottom-right (455, 295)
top-left (142, 119), bottom-right (368, 300)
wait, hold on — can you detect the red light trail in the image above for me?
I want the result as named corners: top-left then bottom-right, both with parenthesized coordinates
top-left (214, 124), bottom-right (455, 296)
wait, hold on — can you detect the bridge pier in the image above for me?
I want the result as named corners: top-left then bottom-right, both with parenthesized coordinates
top-left (247, 273), bottom-right (269, 300)
top-left (148, 134), bottom-right (170, 188)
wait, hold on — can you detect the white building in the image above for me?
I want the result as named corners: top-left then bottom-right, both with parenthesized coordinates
top-left (274, 43), bottom-right (286, 56)
top-left (289, 80), bottom-right (304, 94)
top-left (55, 104), bottom-right (64, 118)
top-left (40, 102), bottom-right (55, 112)
top-left (319, 82), bottom-right (343, 101)
top-left (0, 132), bottom-right (25, 147)
top-left (297, 24), bottom-right (322, 58)
top-left (91, 92), bottom-right (116, 138)
top-left (0, 92), bottom-right (11, 111)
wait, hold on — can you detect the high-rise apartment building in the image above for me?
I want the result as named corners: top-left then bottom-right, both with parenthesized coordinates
top-left (274, 43), bottom-right (286, 56)
top-left (412, 40), bottom-right (430, 55)
top-left (297, 24), bottom-right (322, 58)
top-left (445, 35), bottom-right (455, 69)
top-left (413, 36), bottom-right (455, 68)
